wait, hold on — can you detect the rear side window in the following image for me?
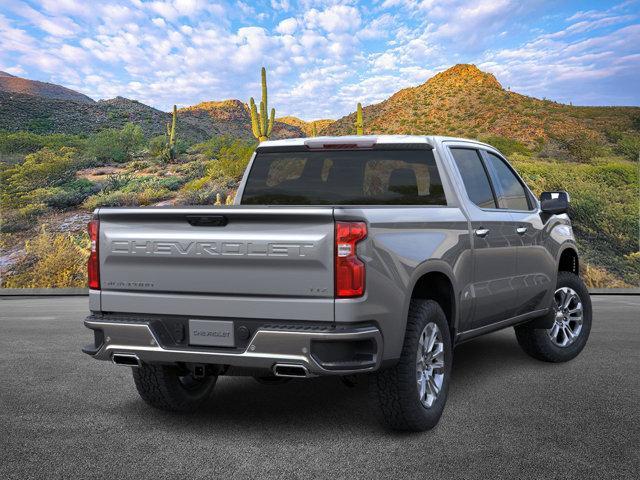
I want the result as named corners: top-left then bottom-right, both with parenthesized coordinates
top-left (450, 148), bottom-right (496, 209)
top-left (484, 152), bottom-right (530, 210)
top-left (241, 149), bottom-right (446, 205)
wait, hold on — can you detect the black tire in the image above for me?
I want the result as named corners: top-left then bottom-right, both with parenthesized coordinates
top-left (515, 271), bottom-right (592, 363)
top-left (132, 364), bottom-right (217, 412)
top-left (369, 299), bottom-right (452, 432)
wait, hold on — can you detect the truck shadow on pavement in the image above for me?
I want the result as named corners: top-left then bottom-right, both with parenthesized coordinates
top-left (128, 331), bottom-right (540, 432)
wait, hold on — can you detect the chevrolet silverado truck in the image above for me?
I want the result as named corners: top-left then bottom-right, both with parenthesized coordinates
top-left (83, 135), bottom-right (592, 431)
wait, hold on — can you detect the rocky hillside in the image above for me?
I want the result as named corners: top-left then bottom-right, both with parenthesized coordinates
top-left (0, 71), bottom-right (94, 104)
top-left (276, 116), bottom-right (334, 136)
top-left (323, 64), bottom-right (640, 147)
top-left (179, 100), bottom-right (303, 140)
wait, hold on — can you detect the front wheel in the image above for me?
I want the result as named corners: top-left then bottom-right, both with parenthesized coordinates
top-left (369, 299), bottom-right (452, 431)
top-left (515, 271), bottom-right (592, 363)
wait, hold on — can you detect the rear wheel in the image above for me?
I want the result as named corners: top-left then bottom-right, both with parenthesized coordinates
top-left (369, 299), bottom-right (452, 431)
top-left (132, 363), bottom-right (217, 412)
top-left (515, 271), bottom-right (592, 363)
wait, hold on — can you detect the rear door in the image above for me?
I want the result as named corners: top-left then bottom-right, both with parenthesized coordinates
top-left (98, 207), bottom-right (336, 321)
top-left (448, 147), bottom-right (519, 330)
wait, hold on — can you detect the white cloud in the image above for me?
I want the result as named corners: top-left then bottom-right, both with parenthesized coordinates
top-left (358, 14), bottom-right (396, 39)
top-left (304, 5), bottom-right (361, 33)
top-left (152, 17), bottom-right (166, 28)
top-left (9, 2), bottom-right (80, 37)
top-left (276, 17), bottom-right (298, 35)
top-left (271, 0), bottom-right (291, 11)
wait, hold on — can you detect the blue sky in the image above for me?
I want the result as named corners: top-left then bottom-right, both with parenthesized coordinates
top-left (0, 0), bottom-right (638, 120)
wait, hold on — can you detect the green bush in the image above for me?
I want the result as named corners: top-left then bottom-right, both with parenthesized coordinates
top-left (148, 135), bottom-right (166, 157)
top-left (31, 179), bottom-right (98, 209)
top-left (0, 203), bottom-right (47, 232)
top-left (554, 132), bottom-right (603, 162)
top-left (0, 131), bottom-right (88, 154)
top-left (479, 135), bottom-right (531, 156)
top-left (1, 227), bottom-right (89, 288)
top-left (0, 147), bottom-right (81, 208)
top-left (83, 187), bottom-right (172, 209)
top-left (88, 123), bottom-right (144, 162)
top-left (614, 133), bottom-right (640, 160)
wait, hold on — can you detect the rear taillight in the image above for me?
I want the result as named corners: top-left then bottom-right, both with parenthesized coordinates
top-left (87, 219), bottom-right (100, 290)
top-left (335, 221), bottom-right (367, 298)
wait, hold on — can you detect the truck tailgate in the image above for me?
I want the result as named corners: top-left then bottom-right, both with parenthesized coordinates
top-left (97, 207), bottom-right (335, 321)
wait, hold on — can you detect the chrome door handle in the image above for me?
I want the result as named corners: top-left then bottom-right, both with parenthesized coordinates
top-left (516, 227), bottom-right (528, 235)
top-left (475, 228), bottom-right (490, 238)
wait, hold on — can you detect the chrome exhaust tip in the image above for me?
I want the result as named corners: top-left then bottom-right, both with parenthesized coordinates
top-left (273, 363), bottom-right (309, 378)
top-left (112, 353), bottom-right (141, 367)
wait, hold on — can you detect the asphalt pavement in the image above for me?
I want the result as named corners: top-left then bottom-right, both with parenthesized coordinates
top-left (1, 295), bottom-right (638, 479)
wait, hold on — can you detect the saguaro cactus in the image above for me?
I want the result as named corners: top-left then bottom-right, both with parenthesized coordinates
top-left (165, 104), bottom-right (177, 161)
top-left (249, 67), bottom-right (275, 141)
top-left (355, 102), bottom-right (363, 135)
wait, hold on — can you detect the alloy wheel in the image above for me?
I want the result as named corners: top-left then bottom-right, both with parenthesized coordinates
top-left (549, 287), bottom-right (584, 347)
top-left (416, 322), bottom-right (445, 408)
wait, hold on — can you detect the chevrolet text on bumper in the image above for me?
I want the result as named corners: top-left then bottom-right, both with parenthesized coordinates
top-left (83, 135), bottom-right (593, 431)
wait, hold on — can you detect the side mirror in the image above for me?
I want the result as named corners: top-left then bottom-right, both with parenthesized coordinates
top-left (540, 191), bottom-right (569, 214)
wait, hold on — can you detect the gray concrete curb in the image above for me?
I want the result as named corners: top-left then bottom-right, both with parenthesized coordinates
top-left (1, 287), bottom-right (638, 296)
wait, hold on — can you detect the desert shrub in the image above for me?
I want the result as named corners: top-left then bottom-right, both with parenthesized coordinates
top-left (552, 132), bottom-right (603, 162)
top-left (26, 117), bottom-right (54, 134)
top-left (102, 173), bottom-right (134, 192)
top-left (148, 135), bottom-right (189, 162)
top-left (193, 136), bottom-right (256, 161)
top-left (175, 185), bottom-right (226, 206)
top-left (614, 133), bottom-right (640, 160)
top-left (0, 131), bottom-right (88, 154)
top-left (480, 135), bottom-right (530, 156)
top-left (173, 160), bottom-right (207, 181)
top-left (148, 135), bottom-right (166, 157)
top-left (30, 179), bottom-right (98, 209)
top-left (156, 176), bottom-right (185, 191)
top-left (83, 187), bottom-right (172, 209)
top-left (2, 227), bottom-right (89, 288)
top-left (581, 263), bottom-right (629, 288)
top-left (215, 141), bottom-right (254, 178)
top-left (88, 123), bottom-right (144, 163)
top-left (125, 160), bottom-right (152, 171)
top-left (0, 203), bottom-right (47, 232)
top-left (0, 147), bottom-right (81, 208)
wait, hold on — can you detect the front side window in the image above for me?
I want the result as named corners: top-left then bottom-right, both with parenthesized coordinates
top-left (241, 149), bottom-right (446, 205)
top-left (484, 152), bottom-right (530, 210)
top-left (449, 148), bottom-right (496, 209)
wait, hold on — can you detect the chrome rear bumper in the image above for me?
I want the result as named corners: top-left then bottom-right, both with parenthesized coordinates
top-left (83, 317), bottom-right (382, 376)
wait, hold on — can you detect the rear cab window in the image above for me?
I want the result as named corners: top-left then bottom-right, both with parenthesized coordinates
top-left (241, 148), bottom-right (447, 205)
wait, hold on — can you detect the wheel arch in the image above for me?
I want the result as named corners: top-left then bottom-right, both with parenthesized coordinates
top-left (558, 245), bottom-right (579, 275)
top-left (406, 261), bottom-right (459, 341)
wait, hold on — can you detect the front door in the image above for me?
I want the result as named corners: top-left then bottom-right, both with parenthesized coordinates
top-left (481, 150), bottom-right (556, 315)
top-left (448, 147), bottom-right (519, 331)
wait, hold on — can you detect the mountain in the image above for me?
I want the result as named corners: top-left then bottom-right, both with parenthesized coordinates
top-left (276, 116), bottom-right (334, 136)
top-left (322, 64), bottom-right (640, 147)
top-left (0, 71), bottom-right (303, 142)
top-left (179, 100), bottom-right (303, 140)
top-left (0, 71), bottom-right (94, 104)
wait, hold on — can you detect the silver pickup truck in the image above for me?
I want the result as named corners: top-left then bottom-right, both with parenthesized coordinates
top-left (83, 135), bottom-right (592, 431)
